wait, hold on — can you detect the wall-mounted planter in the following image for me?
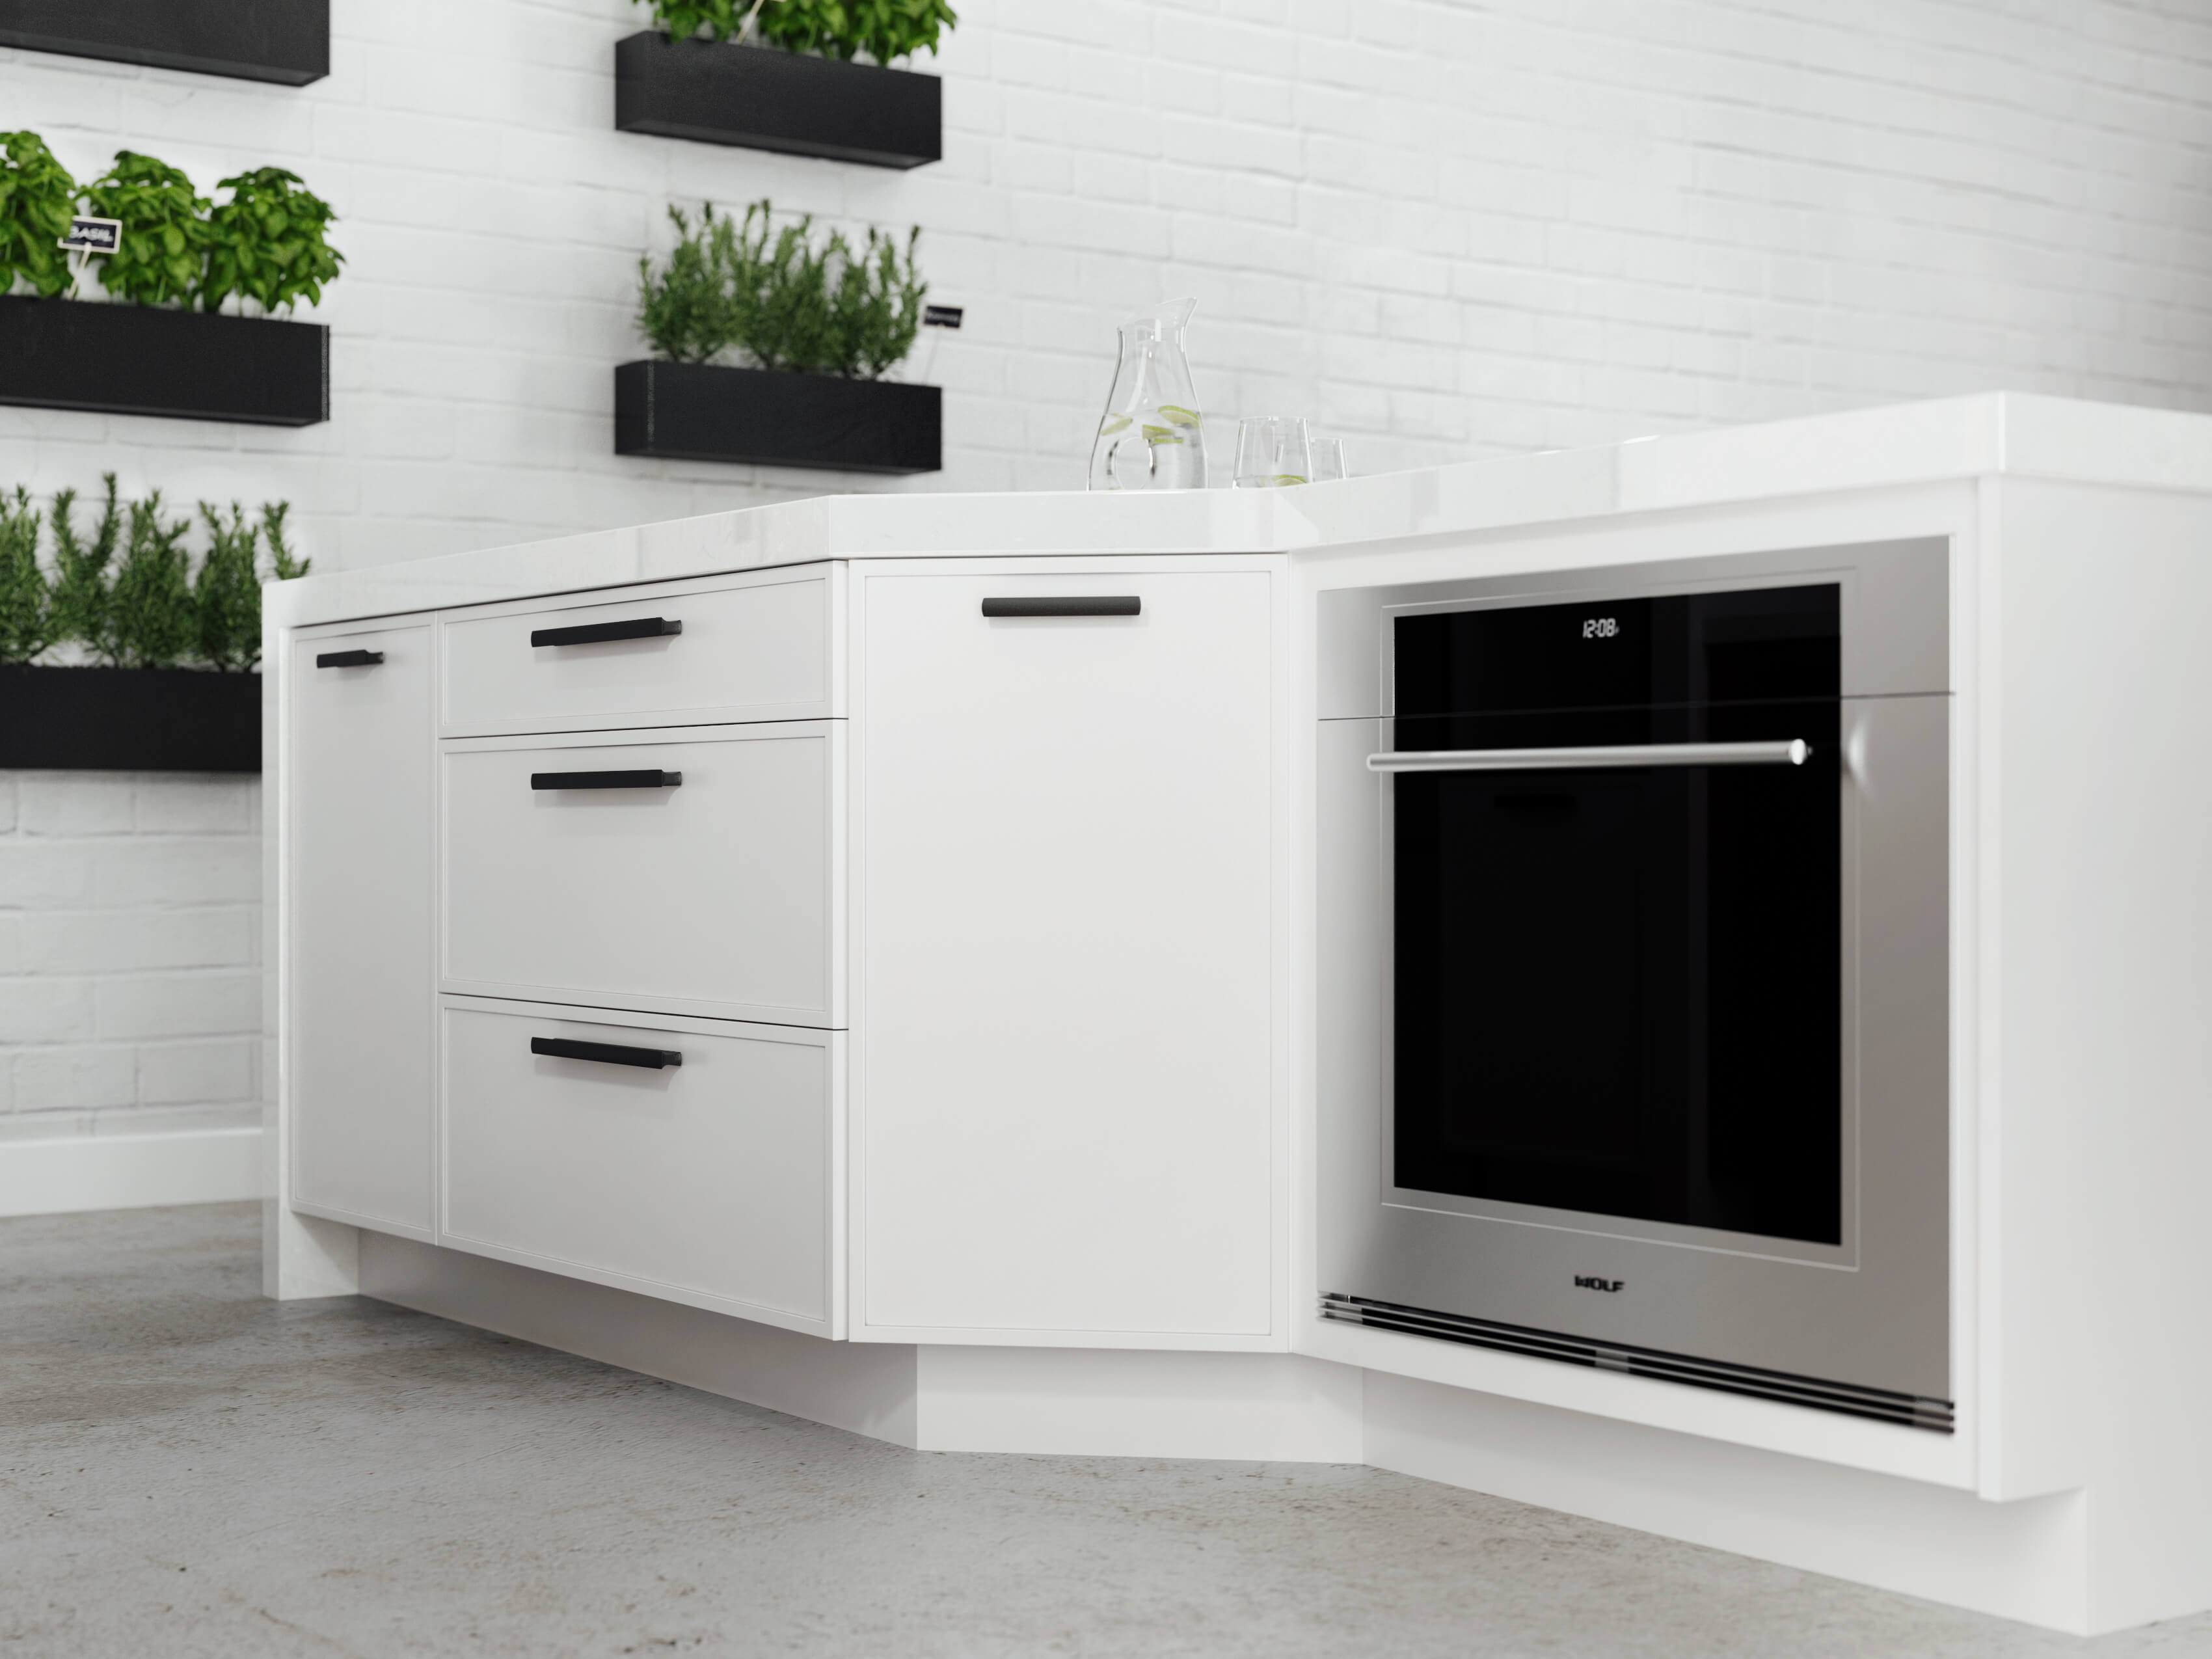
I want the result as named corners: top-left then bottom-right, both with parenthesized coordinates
top-left (0, 0), bottom-right (327, 85)
top-left (0, 296), bottom-right (328, 427)
top-left (614, 31), bottom-right (939, 169)
top-left (0, 666), bottom-right (260, 772)
top-left (615, 360), bottom-right (940, 474)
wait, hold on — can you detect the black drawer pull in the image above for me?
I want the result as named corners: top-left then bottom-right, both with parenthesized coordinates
top-left (530, 615), bottom-right (682, 647)
top-left (530, 769), bottom-right (682, 790)
top-left (981, 596), bottom-right (1141, 619)
top-left (531, 1036), bottom-right (682, 1070)
top-left (316, 649), bottom-right (384, 668)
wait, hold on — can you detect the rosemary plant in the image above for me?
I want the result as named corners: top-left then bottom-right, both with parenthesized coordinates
top-left (0, 476), bottom-right (307, 670)
top-left (637, 199), bottom-right (925, 380)
top-left (193, 503), bottom-right (262, 671)
top-left (636, 205), bottom-right (742, 364)
top-left (107, 492), bottom-right (196, 668)
top-left (49, 476), bottom-right (122, 662)
top-left (0, 488), bottom-right (52, 665)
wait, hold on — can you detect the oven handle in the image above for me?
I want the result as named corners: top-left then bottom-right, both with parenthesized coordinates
top-left (1368, 738), bottom-right (1810, 772)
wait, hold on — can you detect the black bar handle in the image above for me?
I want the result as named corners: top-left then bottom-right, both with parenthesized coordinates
top-left (530, 616), bottom-right (682, 648)
top-left (316, 649), bottom-right (384, 668)
top-left (981, 596), bottom-right (1141, 619)
top-left (530, 770), bottom-right (682, 790)
top-left (531, 1036), bottom-right (682, 1070)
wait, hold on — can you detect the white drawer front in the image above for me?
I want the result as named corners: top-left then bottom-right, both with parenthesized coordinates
top-left (440, 1003), bottom-right (831, 1329)
top-left (442, 725), bottom-right (835, 1025)
top-left (440, 569), bottom-right (831, 735)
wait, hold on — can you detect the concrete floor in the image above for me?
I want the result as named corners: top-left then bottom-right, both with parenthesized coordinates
top-left (6, 1207), bottom-right (2212, 1659)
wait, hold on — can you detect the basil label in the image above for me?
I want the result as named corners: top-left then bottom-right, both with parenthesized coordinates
top-left (57, 217), bottom-right (122, 254)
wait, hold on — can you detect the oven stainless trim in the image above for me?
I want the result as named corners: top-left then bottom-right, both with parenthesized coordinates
top-left (1318, 537), bottom-right (1950, 720)
top-left (1319, 1295), bottom-right (1954, 1432)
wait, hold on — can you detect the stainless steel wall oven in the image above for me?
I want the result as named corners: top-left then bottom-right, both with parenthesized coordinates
top-left (1318, 541), bottom-right (1952, 1429)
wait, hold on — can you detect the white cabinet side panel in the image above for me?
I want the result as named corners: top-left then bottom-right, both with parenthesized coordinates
top-left (289, 624), bottom-right (436, 1237)
top-left (856, 568), bottom-right (1274, 1339)
top-left (1991, 479), bottom-right (2212, 1627)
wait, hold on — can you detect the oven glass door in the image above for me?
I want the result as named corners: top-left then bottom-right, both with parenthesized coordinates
top-left (1390, 584), bottom-right (1842, 1247)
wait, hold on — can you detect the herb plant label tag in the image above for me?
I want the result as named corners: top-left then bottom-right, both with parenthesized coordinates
top-left (923, 304), bottom-right (964, 329)
top-left (57, 217), bottom-right (123, 254)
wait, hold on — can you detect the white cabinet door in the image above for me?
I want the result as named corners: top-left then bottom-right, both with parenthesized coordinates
top-left (290, 623), bottom-right (435, 1237)
top-left (440, 1001), bottom-right (833, 1334)
top-left (441, 724), bottom-right (836, 1026)
top-left (856, 569), bottom-right (1275, 1340)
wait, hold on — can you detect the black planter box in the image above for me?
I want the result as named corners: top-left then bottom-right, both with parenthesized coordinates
top-left (0, 0), bottom-right (327, 85)
top-left (0, 296), bottom-right (328, 427)
top-left (615, 360), bottom-right (940, 474)
top-left (0, 666), bottom-right (260, 772)
top-left (614, 31), bottom-right (939, 169)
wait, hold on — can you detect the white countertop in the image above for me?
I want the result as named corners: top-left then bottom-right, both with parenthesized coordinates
top-left (276, 392), bottom-right (2212, 628)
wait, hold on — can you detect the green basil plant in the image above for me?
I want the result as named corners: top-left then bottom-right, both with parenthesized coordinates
top-left (85, 152), bottom-right (212, 308)
top-left (0, 131), bottom-right (77, 299)
top-left (637, 0), bottom-right (958, 62)
top-left (0, 133), bottom-right (343, 314)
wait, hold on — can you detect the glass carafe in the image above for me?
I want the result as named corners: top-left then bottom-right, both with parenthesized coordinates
top-left (1088, 298), bottom-right (1206, 491)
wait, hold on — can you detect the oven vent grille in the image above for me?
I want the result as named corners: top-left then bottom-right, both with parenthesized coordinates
top-left (1320, 1294), bottom-right (1954, 1434)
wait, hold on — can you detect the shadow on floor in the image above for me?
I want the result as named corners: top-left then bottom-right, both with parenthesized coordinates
top-left (3, 1204), bottom-right (2207, 1658)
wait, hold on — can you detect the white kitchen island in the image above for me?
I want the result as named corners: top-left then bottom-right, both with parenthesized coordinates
top-left (266, 393), bottom-right (2212, 1636)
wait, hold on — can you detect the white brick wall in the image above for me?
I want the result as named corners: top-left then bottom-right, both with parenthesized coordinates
top-left (1, 0), bottom-right (2207, 565)
top-left (3, 0), bottom-right (2211, 1147)
top-left (0, 773), bottom-right (261, 1144)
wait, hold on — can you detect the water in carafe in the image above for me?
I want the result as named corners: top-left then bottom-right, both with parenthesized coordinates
top-left (1088, 297), bottom-right (1206, 491)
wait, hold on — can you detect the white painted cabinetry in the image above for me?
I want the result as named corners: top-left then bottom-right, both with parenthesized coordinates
top-left (440, 724), bottom-right (839, 1025)
top-left (271, 403), bottom-right (2212, 1635)
top-left (438, 566), bottom-right (835, 736)
top-left (284, 556), bottom-right (1277, 1351)
top-left (440, 1000), bottom-right (834, 1334)
top-left (288, 621), bottom-right (435, 1238)
top-left (852, 569), bottom-right (1276, 1343)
